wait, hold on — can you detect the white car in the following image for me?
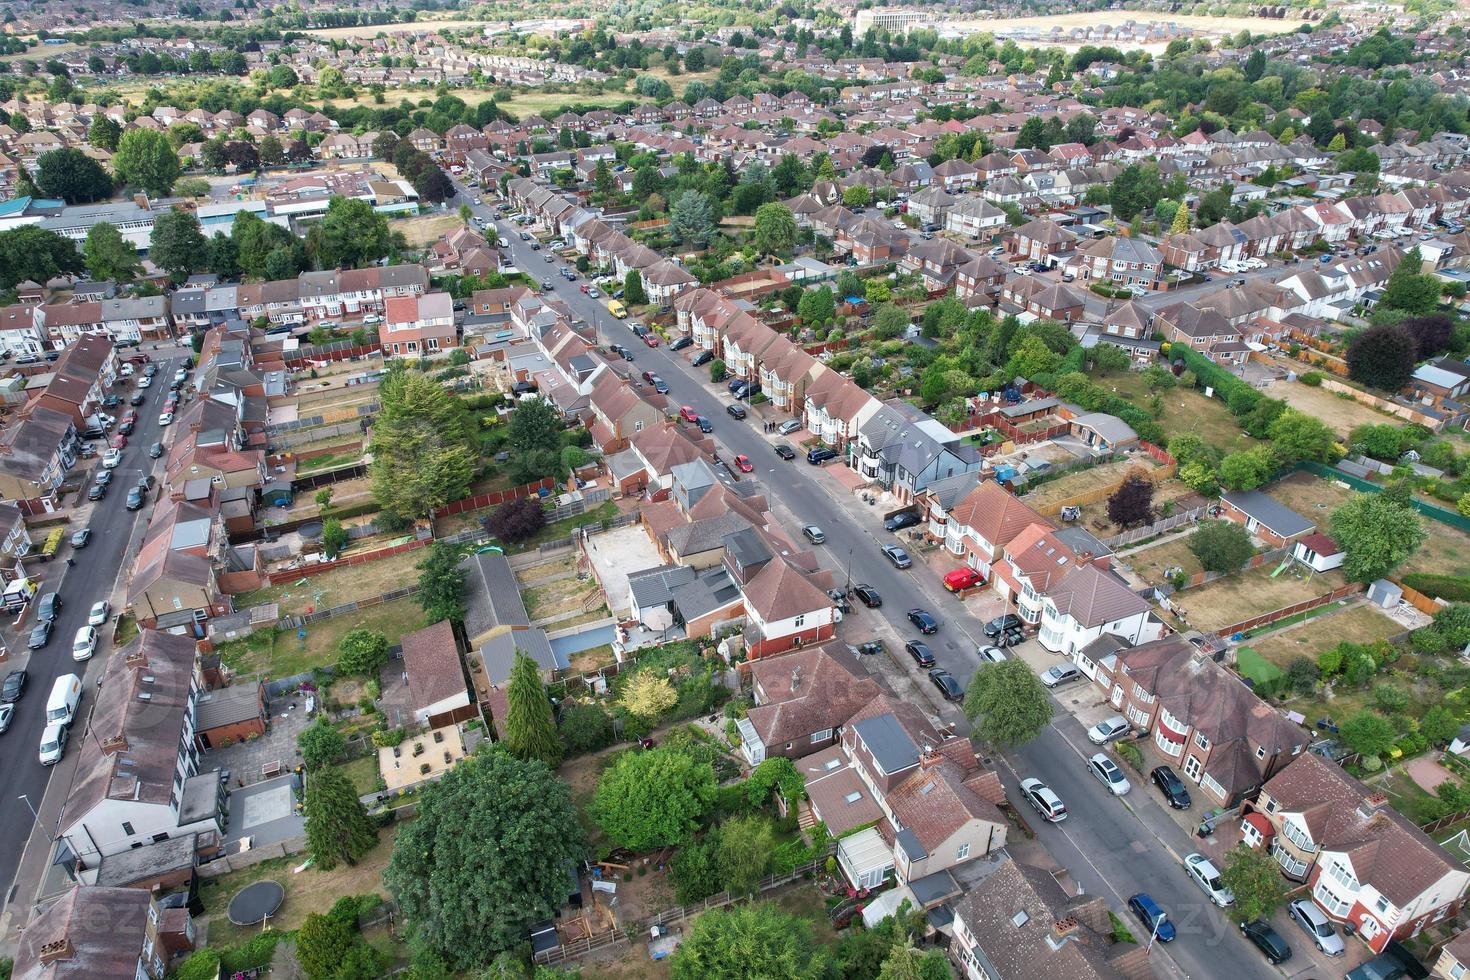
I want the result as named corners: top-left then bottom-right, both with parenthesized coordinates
top-left (119, 363), bottom-right (135, 377)
top-left (137, 374), bottom-right (153, 389)
top-left (977, 645), bottom-right (1007, 664)
top-left (39, 722), bottom-right (68, 766)
top-left (88, 600), bottom-right (110, 626)
top-left (102, 448), bottom-right (123, 469)
top-left (1087, 715), bottom-right (1131, 745)
top-left (72, 625), bottom-right (97, 662)
top-left (1287, 897), bottom-right (1344, 956)
top-left (1039, 664), bottom-right (1082, 688)
top-left (362, 314), bottom-right (381, 325)
top-left (173, 367), bottom-right (188, 385)
top-left (158, 412), bottom-right (174, 426)
top-left (0, 702), bottom-right (12, 734)
top-left (1184, 853), bottom-right (1234, 907)
top-left (1019, 777), bottom-right (1067, 822)
top-left (1087, 753), bottom-right (1131, 796)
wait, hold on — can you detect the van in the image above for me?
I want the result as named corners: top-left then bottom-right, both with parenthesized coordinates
top-left (47, 674), bottom-right (82, 727)
top-left (606, 300), bottom-right (628, 319)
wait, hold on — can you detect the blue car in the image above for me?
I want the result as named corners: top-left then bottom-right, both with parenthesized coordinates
top-left (1127, 893), bottom-right (1175, 943)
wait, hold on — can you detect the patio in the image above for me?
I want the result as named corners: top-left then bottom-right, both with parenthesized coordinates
top-left (225, 774), bottom-right (303, 847)
top-left (202, 691), bottom-right (315, 786)
top-left (582, 523), bottom-right (664, 619)
top-left (377, 725), bottom-right (467, 792)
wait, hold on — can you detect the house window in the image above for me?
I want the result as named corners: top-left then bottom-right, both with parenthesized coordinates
top-left (811, 728), bottom-right (833, 742)
top-left (1255, 745), bottom-right (1266, 760)
top-left (122, 822), bottom-right (135, 836)
top-left (1375, 896), bottom-right (1392, 915)
top-left (634, 421), bottom-right (644, 432)
top-left (1194, 731), bottom-right (1209, 751)
top-left (1183, 755), bottom-right (1202, 780)
top-left (1449, 964), bottom-right (1465, 980)
top-left (794, 614), bottom-right (805, 629)
top-left (957, 842), bottom-right (971, 861)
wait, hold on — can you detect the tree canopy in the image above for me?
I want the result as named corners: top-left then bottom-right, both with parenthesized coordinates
top-left (502, 651), bottom-right (562, 767)
top-left (0, 225), bottom-right (83, 290)
top-left (963, 659), bottom-right (1053, 748)
top-left (112, 128), bottom-right (179, 196)
top-left (669, 903), bottom-right (829, 980)
top-left (83, 222), bottom-right (142, 282)
top-left (148, 208), bottom-right (206, 280)
top-left (369, 368), bottom-right (476, 521)
top-left (1347, 323), bottom-right (1417, 392)
top-left (415, 541), bottom-right (467, 625)
top-left (34, 147), bottom-right (113, 203)
top-left (591, 746), bottom-right (716, 851)
top-left (1329, 491), bottom-right (1426, 583)
top-left (308, 196), bottom-right (395, 270)
top-left (304, 766), bottom-right (378, 871)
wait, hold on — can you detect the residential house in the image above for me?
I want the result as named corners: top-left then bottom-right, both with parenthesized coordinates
top-left (0, 406), bottom-right (77, 512)
top-left (737, 642), bottom-right (882, 764)
top-left (380, 292), bottom-right (455, 358)
top-left (852, 401), bottom-right (984, 504)
top-left (1219, 490), bottom-right (1316, 547)
top-left (12, 886), bottom-right (194, 980)
top-left (1009, 217), bottom-right (1077, 263)
top-left (401, 619), bottom-right (475, 728)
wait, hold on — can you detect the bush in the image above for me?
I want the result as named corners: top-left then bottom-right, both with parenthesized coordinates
top-left (219, 932), bottom-right (287, 974)
top-left (1402, 573), bottom-right (1470, 603)
top-left (483, 496), bottom-right (547, 544)
top-left (176, 950), bottom-right (222, 980)
top-left (1188, 520), bottom-right (1254, 574)
top-left (1299, 371), bottom-right (1324, 387)
top-left (1115, 742), bottom-right (1144, 770)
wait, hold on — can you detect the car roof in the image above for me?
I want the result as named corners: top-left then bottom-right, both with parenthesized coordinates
top-left (1132, 893), bottom-right (1163, 911)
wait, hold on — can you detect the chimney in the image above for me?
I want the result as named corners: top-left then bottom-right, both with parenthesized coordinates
top-left (790, 664), bottom-right (801, 691)
top-left (920, 744), bottom-right (942, 769)
top-left (39, 937), bottom-right (73, 964)
top-left (1052, 917), bottom-right (1080, 942)
top-left (125, 648), bottom-right (148, 668)
top-left (100, 733), bottom-right (128, 755)
top-left (1358, 793), bottom-right (1389, 819)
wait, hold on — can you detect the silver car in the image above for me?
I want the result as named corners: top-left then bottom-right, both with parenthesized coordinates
top-left (1040, 664), bottom-right (1082, 688)
top-left (1087, 715), bottom-right (1131, 745)
top-left (1287, 898), bottom-right (1344, 956)
top-left (1184, 853), bottom-right (1234, 907)
top-left (1087, 753), bottom-right (1131, 796)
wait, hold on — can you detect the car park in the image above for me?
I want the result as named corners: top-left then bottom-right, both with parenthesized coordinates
top-left (1, 669), bottom-right (26, 703)
top-left (883, 511), bottom-right (921, 532)
top-left (929, 669), bottom-right (964, 701)
top-left (1019, 777), bottom-right (1067, 822)
top-left (726, 404), bottom-right (747, 420)
top-left (801, 524), bottom-right (825, 544)
top-left (1040, 664), bottom-right (1082, 688)
top-left (907, 608), bottom-right (938, 634)
top-left (733, 455), bottom-right (754, 473)
top-left (773, 444), bottom-right (795, 460)
top-left (1240, 921), bottom-right (1292, 964)
top-left (905, 640), bottom-right (936, 667)
top-left (942, 567), bottom-right (984, 592)
top-left (1287, 898), bottom-right (1344, 956)
top-left (1087, 716), bottom-right (1131, 745)
top-left (1150, 766), bottom-right (1191, 809)
top-left (88, 600), bottom-right (110, 626)
top-left (853, 585), bottom-right (882, 607)
top-left (1184, 853), bottom-right (1234, 906)
top-left (1088, 753), bottom-right (1131, 795)
top-left (72, 626), bottom-right (97, 662)
top-left (882, 545), bottom-right (912, 569)
top-left (1127, 894), bottom-right (1175, 943)
top-left (806, 447), bottom-right (837, 465)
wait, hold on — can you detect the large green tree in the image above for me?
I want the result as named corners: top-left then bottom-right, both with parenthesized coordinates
top-left (1347, 323), bottom-right (1417, 392)
top-left (1219, 847), bottom-right (1288, 924)
top-left (591, 746), bottom-right (716, 852)
top-left (670, 189), bottom-right (716, 246)
top-left (1329, 491), bottom-right (1426, 583)
top-left (87, 115), bottom-right (121, 152)
top-left (623, 269), bottom-right (647, 306)
top-left (112, 128), bottom-right (179, 196)
top-left (1266, 409), bottom-right (1336, 464)
top-left (297, 716), bottom-right (346, 770)
top-left (1188, 520), bottom-right (1255, 574)
top-left (717, 814), bottom-right (774, 896)
top-left (83, 222), bottom-right (142, 282)
top-left (502, 651), bottom-right (562, 766)
top-left (0, 226), bottom-right (83, 290)
top-left (148, 208), bottom-right (206, 280)
top-left (336, 628), bottom-right (389, 677)
top-left (1380, 248), bottom-right (1440, 316)
top-left (308, 196), bottom-right (394, 270)
top-left (414, 541), bottom-right (467, 625)
top-left (669, 903), bottom-right (828, 980)
top-left (385, 752), bottom-right (588, 968)
top-left (296, 913), bottom-right (353, 979)
top-left (963, 659), bottom-right (1053, 748)
top-left (34, 147), bottom-right (112, 203)
top-left (504, 397), bottom-right (565, 483)
top-left (304, 766), bottom-right (378, 871)
top-left (369, 369), bottom-right (475, 520)
top-left (752, 202), bottom-right (797, 256)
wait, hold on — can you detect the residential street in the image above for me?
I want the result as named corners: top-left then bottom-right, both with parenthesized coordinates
top-left (0, 347), bottom-right (189, 923)
top-left (465, 185), bottom-right (1291, 980)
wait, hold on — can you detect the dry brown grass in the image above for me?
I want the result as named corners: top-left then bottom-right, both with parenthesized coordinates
top-left (1262, 377), bottom-right (1398, 439)
top-left (1124, 532), bottom-right (1208, 584)
top-left (1247, 602), bottom-right (1402, 670)
top-left (1019, 456), bottom-right (1165, 511)
top-left (1173, 562), bottom-right (1348, 633)
top-left (398, 213), bottom-right (462, 247)
top-left (1263, 470), bottom-right (1355, 520)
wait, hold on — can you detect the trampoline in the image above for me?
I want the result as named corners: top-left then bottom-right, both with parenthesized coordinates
top-left (227, 880), bottom-right (285, 926)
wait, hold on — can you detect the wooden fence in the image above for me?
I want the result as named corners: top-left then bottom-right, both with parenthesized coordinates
top-left (1211, 583), bottom-right (1365, 638)
top-left (433, 476), bottom-right (558, 518)
top-left (265, 537), bottom-right (430, 585)
top-left (1104, 506), bottom-right (1206, 549)
top-left (284, 340), bottom-right (382, 369)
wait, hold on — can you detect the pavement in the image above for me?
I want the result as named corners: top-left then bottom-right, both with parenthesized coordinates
top-left (461, 179), bottom-right (1305, 979)
top-left (0, 343), bottom-right (192, 944)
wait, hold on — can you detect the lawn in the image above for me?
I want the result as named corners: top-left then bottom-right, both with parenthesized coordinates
top-left (216, 597), bottom-right (427, 680)
top-left (506, 500), bottom-right (619, 554)
top-left (1170, 562), bottom-right (1349, 633)
top-left (1400, 521), bottom-right (1470, 579)
top-left (1122, 530), bottom-right (1214, 584)
top-left (1262, 470), bottom-right (1355, 521)
top-left (1262, 376), bottom-right (1398, 439)
top-left (336, 754), bottom-right (382, 796)
top-left (297, 449), bottom-right (364, 475)
top-left (1234, 647), bottom-right (1283, 688)
top-left (523, 575), bottom-right (603, 622)
top-left (236, 548), bottom-right (430, 614)
top-left (198, 826), bottom-right (397, 948)
top-left (1105, 371), bottom-right (1254, 455)
top-left (1079, 479), bottom-right (1202, 541)
top-left (1245, 603), bottom-right (1403, 671)
top-left (1374, 768), bottom-right (1445, 826)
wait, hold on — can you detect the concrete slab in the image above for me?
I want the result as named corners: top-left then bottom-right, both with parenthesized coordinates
top-left (582, 523), bottom-right (662, 619)
top-left (241, 785), bottom-right (293, 829)
top-left (226, 775), bottom-right (302, 847)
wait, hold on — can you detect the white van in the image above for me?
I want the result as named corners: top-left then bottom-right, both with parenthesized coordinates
top-left (47, 674), bottom-right (82, 727)
top-left (39, 722), bottom-right (68, 766)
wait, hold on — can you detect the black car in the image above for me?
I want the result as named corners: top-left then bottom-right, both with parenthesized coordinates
top-left (727, 377), bottom-right (748, 393)
top-left (651, 379), bottom-right (670, 395)
top-left (929, 669), bottom-right (964, 701)
top-left (102, 395), bottom-right (122, 409)
top-left (692, 351), bottom-right (714, 367)
top-left (853, 584), bottom-right (882, 607)
top-left (726, 404), bottom-right (747, 419)
top-left (126, 486), bottom-right (146, 511)
top-left (984, 614), bottom-right (1024, 638)
top-left (884, 511), bottom-right (921, 532)
top-left (28, 620), bottom-right (52, 650)
top-left (905, 640), bottom-right (936, 668)
top-left (774, 444), bottom-right (795, 460)
top-left (696, 417), bottom-right (713, 434)
top-left (1151, 766), bottom-right (1192, 809)
top-left (907, 608), bottom-right (938, 634)
top-left (149, 441), bottom-right (164, 459)
top-left (670, 336), bottom-right (694, 351)
top-left (117, 419), bottom-right (135, 436)
top-left (87, 482), bottom-right (107, 501)
top-left (1240, 921), bottom-right (1292, 964)
top-left (37, 592), bottom-right (60, 622)
top-left (732, 382), bottom-right (761, 399)
top-left (807, 447), bottom-right (838, 465)
top-left (129, 392), bottom-right (146, 406)
top-left (0, 669), bottom-right (26, 703)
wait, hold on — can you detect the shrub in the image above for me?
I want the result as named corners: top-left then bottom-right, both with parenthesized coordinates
top-left (1403, 573), bottom-right (1470, 603)
top-left (176, 950), bottom-right (222, 980)
top-left (1299, 371), bottom-right (1324, 387)
top-left (1115, 742), bottom-right (1143, 770)
top-left (483, 496), bottom-right (547, 544)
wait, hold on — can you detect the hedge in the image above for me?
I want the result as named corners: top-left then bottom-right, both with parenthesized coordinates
top-left (1402, 573), bottom-right (1470, 603)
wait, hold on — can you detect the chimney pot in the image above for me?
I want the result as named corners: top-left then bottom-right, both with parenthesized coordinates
top-left (39, 938), bottom-right (73, 964)
top-left (1052, 916), bottom-right (1080, 940)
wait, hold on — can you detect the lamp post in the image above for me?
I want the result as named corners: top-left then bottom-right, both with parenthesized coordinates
top-left (18, 794), bottom-right (39, 823)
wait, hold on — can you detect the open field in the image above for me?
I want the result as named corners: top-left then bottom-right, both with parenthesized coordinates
top-left (1106, 371), bottom-right (1253, 453)
top-left (1263, 470), bottom-right (1354, 521)
top-left (1078, 480), bottom-right (1202, 541)
top-left (217, 596), bottom-right (427, 679)
top-left (1242, 602), bottom-right (1402, 670)
top-left (398, 213), bottom-right (463, 247)
top-left (1172, 562), bottom-right (1348, 633)
top-left (1262, 377), bottom-right (1397, 439)
top-left (1400, 522), bottom-right (1470, 580)
top-left (238, 549), bottom-right (428, 614)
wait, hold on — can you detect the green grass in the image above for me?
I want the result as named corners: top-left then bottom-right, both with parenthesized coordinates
top-left (1235, 647), bottom-right (1283, 687)
top-left (336, 755), bottom-right (382, 796)
top-left (298, 450), bottom-right (363, 475)
top-left (1376, 768), bottom-right (1447, 825)
top-left (216, 597), bottom-right (426, 680)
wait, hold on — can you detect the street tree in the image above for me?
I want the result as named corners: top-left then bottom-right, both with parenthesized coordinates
top-left (34, 147), bottom-right (112, 203)
top-left (112, 128), bottom-right (179, 195)
top-left (336, 628), bottom-right (389, 677)
top-left (669, 903), bottom-right (829, 980)
top-left (0, 226), bottom-right (83, 290)
top-left (503, 651), bottom-right (562, 767)
top-left (148, 208), bottom-right (205, 280)
top-left (386, 752), bottom-right (588, 968)
top-left (370, 369), bottom-right (476, 521)
top-left (414, 542), bottom-right (467, 625)
top-left (1219, 847), bottom-right (1288, 924)
top-left (1329, 492), bottom-right (1426, 582)
top-left (1188, 520), bottom-right (1255, 574)
top-left (83, 222), bottom-right (142, 282)
top-left (963, 659), bottom-right (1053, 748)
top-left (752, 202), bottom-right (797, 256)
top-left (297, 716), bottom-right (346, 770)
top-left (1106, 472), bottom-right (1154, 528)
top-left (304, 766), bottom-right (378, 871)
top-left (1347, 323), bottom-right (1417, 391)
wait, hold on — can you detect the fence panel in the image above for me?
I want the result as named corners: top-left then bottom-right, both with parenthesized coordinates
top-left (265, 537), bottom-right (431, 585)
top-left (1105, 506), bottom-right (1205, 549)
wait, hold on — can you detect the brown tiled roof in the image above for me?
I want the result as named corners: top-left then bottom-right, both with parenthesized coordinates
top-left (1045, 564), bottom-right (1149, 628)
top-left (887, 758), bottom-right (1005, 852)
top-left (742, 557), bottom-right (831, 623)
top-left (746, 644), bottom-right (882, 748)
top-left (948, 481), bottom-right (1050, 551)
top-left (401, 619), bottom-right (466, 714)
top-left (13, 886), bottom-right (150, 980)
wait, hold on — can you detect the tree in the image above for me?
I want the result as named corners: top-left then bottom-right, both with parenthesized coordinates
top-left (336, 628), bottom-right (389, 677)
top-left (370, 369), bottom-right (476, 520)
top-left (414, 165), bottom-right (453, 205)
top-left (1188, 520), bottom-right (1255, 574)
top-left (623, 269), bottom-right (647, 306)
top-left (304, 766), bottom-right (378, 871)
top-left (1340, 709), bottom-right (1397, 758)
top-left (872, 303), bottom-right (910, 340)
top-left (1267, 409), bottom-right (1336, 464)
top-left (670, 190), bottom-right (716, 246)
top-left (963, 659), bottom-right (1053, 748)
top-left (1219, 847), bottom-right (1288, 924)
top-left (619, 672), bottom-right (678, 722)
top-left (752, 202), bottom-right (797, 256)
top-left (372, 131), bottom-right (400, 160)
top-left (34, 148), bottom-right (112, 203)
top-left (709, 358), bottom-right (727, 383)
top-left (1108, 163), bottom-right (1163, 222)
top-left (503, 651), bottom-right (562, 767)
top-left (1380, 248), bottom-right (1439, 316)
top-left (1217, 446), bottom-right (1275, 491)
top-left (1404, 314), bottom-right (1454, 360)
top-left (800, 287), bottom-right (838, 328)
top-left (175, 177), bottom-right (211, 199)
top-left (718, 814), bottom-right (774, 896)
top-left (415, 542), bottom-right (467, 625)
top-left (1091, 344), bottom-right (1131, 375)
top-left (385, 752), bottom-right (587, 968)
top-left (297, 716), bottom-right (346, 770)
top-left (1420, 704), bottom-right (1459, 745)
top-left (559, 701), bottom-right (614, 754)
top-left (320, 517), bottom-right (348, 559)
top-left (1007, 334), bottom-right (1058, 379)
top-left (311, 197), bottom-right (393, 270)
top-left (670, 903), bottom-right (828, 980)
top-left (1170, 202), bottom-right (1191, 235)
top-left (484, 496), bottom-right (546, 544)
top-left (83, 222), bottom-right (141, 282)
top-left (504, 397), bottom-right (564, 483)
top-left (1330, 492), bottom-right (1426, 582)
top-left (877, 937), bottom-right (949, 980)
top-left (0, 226), bottom-right (82, 290)
top-left (1106, 472), bottom-right (1154, 528)
top-left (223, 140), bottom-right (260, 174)
top-left (296, 913), bottom-right (353, 979)
top-left (1347, 323), bottom-right (1417, 391)
top-left (112, 128), bottom-right (179, 195)
top-left (148, 208), bottom-right (205, 280)
top-left (88, 115), bottom-right (121, 152)
top-left (259, 134), bottom-right (285, 167)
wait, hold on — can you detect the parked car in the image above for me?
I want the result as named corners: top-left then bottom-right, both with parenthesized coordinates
top-left (692, 351), bottom-right (714, 367)
top-left (1087, 753), bottom-right (1131, 795)
top-left (977, 645), bottom-right (1007, 663)
top-left (853, 584), bottom-right (882, 607)
top-left (807, 447), bottom-right (838, 465)
top-left (28, 621), bottom-right (52, 650)
top-left (109, 433), bottom-right (127, 449)
top-left (1019, 777), bottom-right (1067, 822)
top-left (942, 567), bottom-right (984, 592)
top-left (1127, 894), bottom-right (1176, 943)
top-left (38, 592), bottom-right (60, 622)
top-left (1240, 921), bottom-right (1292, 965)
top-left (72, 626), bottom-right (97, 662)
top-left (1087, 716), bottom-right (1131, 745)
top-left (801, 524), bottom-right (825, 544)
top-left (102, 448), bottom-right (122, 468)
top-left (87, 482), bottom-right (107, 501)
top-left (929, 669), bottom-right (964, 701)
top-left (726, 404), bottom-right (747, 420)
top-left (1183, 853), bottom-right (1234, 907)
top-left (906, 608), bottom-right (938, 634)
top-left (984, 613), bottom-right (1023, 637)
top-left (773, 444), bottom-right (794, 460)
top-left (670, 336), bottom-right (693, 351)
top-left (1287, 898), bottom-right (1344, 956)
top-left (1040, 664), bottom-right (1082, 688)
top-left (38, 723), bottom-right (68, 766)
top-left (89, 600), bottom-right (110, 626)
top-left (1, 669), bottom-right (26, 703)
top-left (129, 391), bottom-right (146, 406)
top-left (126, 486), bottom-right (145, 511)
top-left (679, 405), bottom-right (699, 423)
top-left (149, 441), bottom-right (163, 459)
top-left (905, 640), bottom-right (936, 668)
top-left (70, 528), bottom-right (91, 549)
top-left (0, 702), bottom-right (12, 735)
top-left (882, 544), bottom-right (912, 569)
top-left (1150, 766), bottom-right (1191, 809)
top-left (733, 455), bottom-right (754, 473)
top-left (883, 511), bottom-right (921, 532)
top-left (777, 419), bottom-right (803, 436)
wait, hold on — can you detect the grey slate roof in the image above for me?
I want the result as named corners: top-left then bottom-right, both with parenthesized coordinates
top-left (1222, 490), bottom-right (1316, 538)
top-left (853, 713), bottom-right (920, 774)
top-left (460, 550), bottom-right (530, 640)
top-left (479, 628), bottom-right (567, 685)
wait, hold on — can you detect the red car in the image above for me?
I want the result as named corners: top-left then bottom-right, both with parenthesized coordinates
top-left (109, 433), bottom-right (128, 449)
top-left (580, 283), bottom-right (590, 293)
top-left (643, 333), bottom-right (660, 347)
top-left (943, 567), bottom-right (985, 592)
top-left (679, 406), bottom-right (699, 423)
top-left (734, 454), bottom-right (753, 473)
top-left (120, 410), bottom-right (138, 426)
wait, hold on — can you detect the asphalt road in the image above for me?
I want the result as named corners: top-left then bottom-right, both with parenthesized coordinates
top-left (459, 181), bottom-right (1291, 978)
top-left (0, 348), bottom-right (188, 910)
